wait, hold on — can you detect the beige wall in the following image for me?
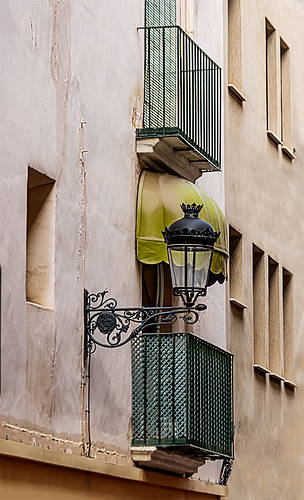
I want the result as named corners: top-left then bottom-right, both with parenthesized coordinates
top-left (0, 441), bottom-right (227, 500)
top-left (225, 0), bottom-right (304, 498)
top-left (0, 457), bottom-right (222, 500)
top-left (0, 0), bottom-right (144, 456)
top-left (0, 0), bottom-right (228, 492)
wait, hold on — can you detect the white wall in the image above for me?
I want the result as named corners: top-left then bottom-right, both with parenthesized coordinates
top-left (0, 0), bottom-right (144, 455)
top-left (192, 0), bottom-right (226, 483)
top-left (0, 0), bottom-right (227, 479)
top-left (194, 0), bottom-right (226, 352)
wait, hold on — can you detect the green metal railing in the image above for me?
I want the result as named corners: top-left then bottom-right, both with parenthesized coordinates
top-left (132, 332), bottom-right (233, 458)
top-left (137, 26), bottom-right (222, 170)
top-left (145, 0), bottom-right (176, 27)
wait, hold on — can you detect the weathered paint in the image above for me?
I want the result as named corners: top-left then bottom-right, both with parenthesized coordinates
top-left (225, 0), bottom-right (304, 498)
top-left (0, 439), bottom-right (228, 499)
top-left (0, 0), bottom-right (228, 491)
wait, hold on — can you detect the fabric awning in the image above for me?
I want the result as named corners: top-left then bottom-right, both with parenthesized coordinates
top-left (136, 170), bottom-right (228, 285)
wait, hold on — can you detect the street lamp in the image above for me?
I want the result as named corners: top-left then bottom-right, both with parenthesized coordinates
top-left (84, 203), bottom-right (220, 354)
top-left (163, 203), bottom-right (220, 307)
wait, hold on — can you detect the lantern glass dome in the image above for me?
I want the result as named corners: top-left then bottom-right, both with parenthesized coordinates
top-left (162, 203), bottom-right (220, 307)
top-left (168, 244), bottom-right (213, 292)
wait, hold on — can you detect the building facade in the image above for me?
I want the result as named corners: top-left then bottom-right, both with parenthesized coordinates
top-left (0, 0), bottom-right (303, 499)
top-left (225, 0), bottom-right (304, 498)
top-left (0, 1), bottom-right (230, 499)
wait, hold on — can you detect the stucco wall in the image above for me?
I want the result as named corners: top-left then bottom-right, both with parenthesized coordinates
top-left (225, 0), bottom-right (304, 498)
top-left (0, 440), bottom-right (228, 500)
top-left (0, 0), bottom-right (228, 485)
top-left (0, 0), bottom-right (144, 458)
top-left (195, 0), bottom-right (226, 359)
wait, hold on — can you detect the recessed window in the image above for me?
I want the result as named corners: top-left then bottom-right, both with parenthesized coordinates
top-left (26, 168), bottom-right (55, 308)
top-left (229, 226), bottom-right (245, 308)
top-left (253, 251), bottom-right (295, 386)
top-left (228, 0), bottom-right (245, 102)
top-left (266, 19), bottom-right (279, 139)
top-left (283, 269), bottom-right (294, 383)
top-left (268, 257), bottom-right (280, 376)
top-left (280, 39), bottom-right (292, 149)
top-left (253, 245), bottom-right (267, 369)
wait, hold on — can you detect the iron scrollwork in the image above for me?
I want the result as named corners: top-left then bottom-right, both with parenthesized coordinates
top-left (84, 288), bottom-right (206, 356)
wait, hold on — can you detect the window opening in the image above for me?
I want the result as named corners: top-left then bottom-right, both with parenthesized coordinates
top-left (228, 0), bottom-right (243, 97)
top-left (283, 268), bottom-right (294, 382)
top-left (26, 167), bottom-right (55, 308)
top-left (266, 20), bottom-right (278, 135)
top-left (229, 226), bottom-right (243, 303)
top-left (280, 38), bottom-right (291, 147)
top-left (253, 245), bottom-right (267, 369)
top-left (268, 257), bottom-right (280, 376)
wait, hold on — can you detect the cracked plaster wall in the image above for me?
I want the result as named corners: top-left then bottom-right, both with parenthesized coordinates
top-left (0, 0), bottom-right (227, 477)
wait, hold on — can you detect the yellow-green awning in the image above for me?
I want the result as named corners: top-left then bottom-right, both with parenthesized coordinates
top-left (136, 170), bottom-right (228, 282)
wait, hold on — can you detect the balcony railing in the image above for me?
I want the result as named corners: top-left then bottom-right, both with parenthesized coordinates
top-left (132, 332), bottom-right (234, 459)
top-left (137, 26), bottom-right (222, 171)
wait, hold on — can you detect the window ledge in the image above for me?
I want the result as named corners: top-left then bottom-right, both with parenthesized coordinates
top-left (284, 379), bottom-right (298, 389)
top-left (228, 84), bottom-right (246, 103)
top-left (267, 130), bottom-right (283, 146)
top-left (254, 364), bottom-right (270, 374)
top-left (230, 298), bottom-right (248, 309)
top-left (26, 301), bottom-right (55, 311)
top-left (269, 372), bottom-right (285, 382)
top-left (282, 146), bottom-right (296, 160)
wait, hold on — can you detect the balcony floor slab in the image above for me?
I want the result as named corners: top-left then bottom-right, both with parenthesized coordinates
top-left (136, 136), bottom-right (216, 183)
top-left (131, 446), bottom-right (205, 477)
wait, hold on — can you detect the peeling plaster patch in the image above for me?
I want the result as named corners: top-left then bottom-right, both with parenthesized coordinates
top-left (129, 85), bottom-right (143, 181)
top-left (130, 84), bottom-right (142, 129)
top-left (1, 422), bottom-right (82, 448)
top-left (26, 303), bottom-right (56, 427)
top-left (48, 327), bottom-right (58, 421)
top-left (94, 445), bottom-right (129, 465)
top-left (50, 0), bottom-right (71, 181)
top-left (131, 100), bottom-right (141, 129)
top-left (1, 422), bottom-right (129, 464)
top-left (29, 15), bottom-right (38, 51)
top-left (95, 446), bottom-right (127, 460)
top-left (78, 105), bottom-right (87, 457)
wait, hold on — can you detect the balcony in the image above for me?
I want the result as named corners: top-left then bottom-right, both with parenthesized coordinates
top-left (131, 332), bottom-right (233, 476)
top-left (136, 26), bottom-right (222, 182)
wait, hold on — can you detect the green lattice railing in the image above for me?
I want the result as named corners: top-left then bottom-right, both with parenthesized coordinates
top-left (137, 26), bottom-right (222, 170)
top-left (132, 332), bottom-right (233, 459)
top-left (145, 0), bottom-right (176, 28)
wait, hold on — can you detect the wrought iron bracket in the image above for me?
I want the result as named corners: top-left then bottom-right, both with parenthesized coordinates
top-left (218, 458), bottom-right (234, 485)
top-left (84, 289), bottom-right (206, 357)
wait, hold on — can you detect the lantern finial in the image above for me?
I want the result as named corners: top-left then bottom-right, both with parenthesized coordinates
top-left (180, 203), bottom-right (203, 217)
